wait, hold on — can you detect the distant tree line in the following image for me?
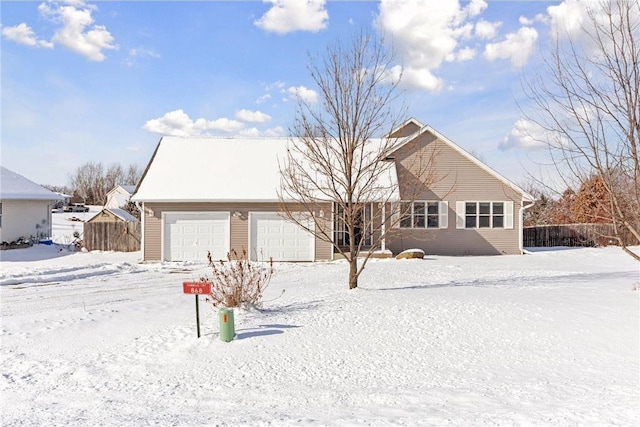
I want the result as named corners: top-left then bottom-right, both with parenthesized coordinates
top-left (51, 162), bottom-right (142, 206)
top-left (525, 174), bottom-right (638, 233)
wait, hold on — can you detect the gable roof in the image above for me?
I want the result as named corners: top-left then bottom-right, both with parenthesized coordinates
top-left (121, 185), bottom-right (136, 194)
top-left (388, 118), bottom-right (424, 138)
top-left (0, 166), bottom-right (64, 201)
top-left (133, 137), bottom-right (291, 202)
top-left (132, 136), bottom-right (398, 203)
top-left (89, 208), bottom-right (139, 222)
top-left (107, 184), bottom-right (136, 196)
top-left (388, 125), bottom-right (535, 202)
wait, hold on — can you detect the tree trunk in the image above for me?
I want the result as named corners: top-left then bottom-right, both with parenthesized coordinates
top-left (348, 256), bottom-right (358, 289)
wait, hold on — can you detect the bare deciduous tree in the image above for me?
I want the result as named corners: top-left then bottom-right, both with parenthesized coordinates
top-left (524, 0), bottom-right (640, 260)
top-left (68, 162), bottom-right (142, 205)
top-left (278, 32), bottom-right (435, 289)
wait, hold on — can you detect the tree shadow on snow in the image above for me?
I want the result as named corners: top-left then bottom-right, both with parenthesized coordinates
top-left (235, 324), bottom-right (301, 340)
top-left (259, 300), bottom-right (323, 315)
top-left (364, 270), bottom-right (636, 292)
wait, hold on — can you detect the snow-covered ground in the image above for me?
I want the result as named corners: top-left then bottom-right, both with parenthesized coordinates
top-left (1, 228), bottom-right (639, 425)
top-left (49, 206), bottom-right (103, 246)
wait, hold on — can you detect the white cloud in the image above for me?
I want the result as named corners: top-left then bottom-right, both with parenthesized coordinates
top-left (255, 0), bottom-right (328, 34)
top-left (128, 48), bottom-right (160, 59)
top-left (238, 126), bottom-right (286, 137)
top-left (547, 0), bottom-right (589, 40)
top-left (238, 127), bottom-right (261, 137)
top-left (143, 110), bottom-right (245, 137)
top-left (465, 0), bottom-right (488, 17)
top-left (389, 65), bottom-right (443, 92)
top-left (125, 47), bottom-right (160, 66)
top-left (255, 93), bottom-right (272, 104)
top-left (267, 81), bottom-right (286, 91)
top-left (1, 23), bottom-right (53, 48)
top-left (262, 126), bottom-right (286, 137)
top-left (455, 46), bottom-right (476, 61)
top-left (37, 1), bottom-right (117, 62)
top-left (546, 0), bottom-right (630, 55)
top-left (235, 109), bottom-right (271, 123)
top-left (475, 19), bottom-right (500, 39)
top-left (376, 0), bottom-right (491, 92)
top-left (519, 14), bottom-right (548, 26)
top-left (499, 119), bottom-right (549, 151)
top-left (287, 86), bottom-right (318, 103)
top-left (483, 26), bottom-right (538, 67)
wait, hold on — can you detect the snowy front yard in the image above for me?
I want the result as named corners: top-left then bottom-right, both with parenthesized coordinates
top-left (1, 245), bottom-right (638, 426)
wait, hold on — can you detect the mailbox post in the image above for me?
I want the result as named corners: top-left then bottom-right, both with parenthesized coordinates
top-left (182, 282), bottom-right (211, 338)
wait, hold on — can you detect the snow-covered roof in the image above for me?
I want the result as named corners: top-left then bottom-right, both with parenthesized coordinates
top-left (106, 185), bottom-right (136, 198)
top-left (120, 185), bottom-right (136, 194)
top-left (107, 208), bottom-right (139, 222)
top-left (133, 137), bottom-right (398, 203)
top-left (0, 166), bottom-right (64, 201)
top-left (88, 208), bottom-right (139, 222)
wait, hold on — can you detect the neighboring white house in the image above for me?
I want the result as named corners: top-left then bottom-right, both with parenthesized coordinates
top-left (105, 185), bottom-right (136, 209)
top-left (0, 166), bottom-right (64, 243)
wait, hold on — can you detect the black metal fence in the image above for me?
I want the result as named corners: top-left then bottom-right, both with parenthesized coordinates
top-left (523, 223), bottom-right (639, 247)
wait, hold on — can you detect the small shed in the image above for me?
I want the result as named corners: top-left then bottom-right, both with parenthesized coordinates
top-left (84, 208), bottom-right (140, 252)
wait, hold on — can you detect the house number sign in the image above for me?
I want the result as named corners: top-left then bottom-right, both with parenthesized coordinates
top-left (183, 281), bottom-right (211, 338)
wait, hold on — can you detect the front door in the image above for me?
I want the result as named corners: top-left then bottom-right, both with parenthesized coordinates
top-left (334, 203), bottom-right (373, 247)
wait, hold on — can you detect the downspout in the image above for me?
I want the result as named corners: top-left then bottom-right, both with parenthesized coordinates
top-left (330, 202), bottom-right (335, 261)
top-left (380, 203), bottom-right (386, 252)
top-left (136, 201), bottom-right (145, 262)
top-left (520, 200), bottom-right (534, 254)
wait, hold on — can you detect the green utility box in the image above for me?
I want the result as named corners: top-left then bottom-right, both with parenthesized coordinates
top-left (218, 308), bottom-right (235, 342)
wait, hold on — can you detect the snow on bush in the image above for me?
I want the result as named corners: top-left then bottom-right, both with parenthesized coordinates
top-left (201, 249), bottom-right (273, 308)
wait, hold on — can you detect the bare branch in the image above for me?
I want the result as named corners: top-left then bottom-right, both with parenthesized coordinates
top-left (279, 31), bottom-right (439, 288)
top-left (523, 0), bottom-right (640, 260)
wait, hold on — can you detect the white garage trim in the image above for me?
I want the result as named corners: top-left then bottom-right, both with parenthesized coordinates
top-left (162, 211), bottom-right (230, 262)
top-left (249, 212), bottom-right (315, 262)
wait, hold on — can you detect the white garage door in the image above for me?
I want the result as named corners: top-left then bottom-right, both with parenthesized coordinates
top-left (250, 212), bottom-right (314, 261)
top-left (164, 212), bottom-right (229, 262)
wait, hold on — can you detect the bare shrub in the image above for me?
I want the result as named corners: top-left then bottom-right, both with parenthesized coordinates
top-left (201, 249), bottom-right (273, 309)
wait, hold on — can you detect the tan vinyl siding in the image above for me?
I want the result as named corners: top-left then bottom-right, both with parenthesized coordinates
top-left (387, 131), bottom-right (523, 256)
top-left (389, 120), bottom-right (421, 138)
top-left (142, 202), bottom-right (332, 262)
top-left (313, 205), bottom-right (333, 260)
top-left (143, 208), bottom-right (161, 261)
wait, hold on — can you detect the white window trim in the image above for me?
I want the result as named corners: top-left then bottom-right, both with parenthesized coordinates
top-left (334, 203), bottom-right (374, 246)
top-left (456, 201), bottom-right (514, 230)
top-left (395, 200), bottom-right (448, 230)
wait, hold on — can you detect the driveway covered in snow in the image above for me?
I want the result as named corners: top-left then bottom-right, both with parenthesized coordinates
top-left (1, 245), bottom-right (638, 425)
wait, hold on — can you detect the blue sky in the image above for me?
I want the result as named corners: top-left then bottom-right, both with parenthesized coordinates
top-left (2, 0), bottom-right (596, 187)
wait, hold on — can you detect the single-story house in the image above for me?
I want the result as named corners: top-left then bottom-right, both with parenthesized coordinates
top-left (105, 185), bottom-right (136, 209)
top-left (0, 166), bottom-right (64, 244)
top-left (132, 118), bottom-right (534, 262)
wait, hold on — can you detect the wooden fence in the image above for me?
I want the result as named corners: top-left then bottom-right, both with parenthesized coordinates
top-left (523, 223), bottom-right (639, 248)
top-left (83, 222), bottom-right (141, 252)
